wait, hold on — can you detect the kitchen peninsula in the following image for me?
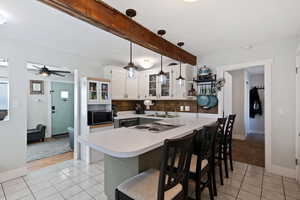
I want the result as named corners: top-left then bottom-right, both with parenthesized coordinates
top-left (79, 114), bottom-right (218, 200)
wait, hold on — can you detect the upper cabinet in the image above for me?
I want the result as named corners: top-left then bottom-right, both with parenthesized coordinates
top-left (87, 79), bottom-right (111, 104)
top-left (106, 67), bottom-right (138, 100)
top-left (104, 65), bottom-right (195, 101)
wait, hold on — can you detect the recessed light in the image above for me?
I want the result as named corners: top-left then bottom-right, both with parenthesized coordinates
top-left (183, 0), bottom-right (199, 2)
top-left (0, 14), bottom-right (7, 25)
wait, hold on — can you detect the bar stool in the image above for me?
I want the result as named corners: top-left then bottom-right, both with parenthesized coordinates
top-left (212, 118), bottom-right (227, 196)
top-left (216, 114), bottom-right (236, 178)
top-left (115, 133), bottom-right (195, 200)
top-left (188, 123), bottom-right (218, 200)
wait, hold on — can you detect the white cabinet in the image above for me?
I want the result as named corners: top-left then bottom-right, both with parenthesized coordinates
top-left (111, 69), bottom-right (126, 99)
top-left (145, 69), bottom-right (159, 100)
top-left (158, 68), bottom-right (173, 99)
top-left (110, 68), bottom-right (138, 100)
top-left (138, 71), bottom-right (147, 100)
top-left (171, 65), bottom-right (195, 100)
top-left (87, 80), bottom-right (111, 104)
top-left (126, 72), bottom-right (138, 99)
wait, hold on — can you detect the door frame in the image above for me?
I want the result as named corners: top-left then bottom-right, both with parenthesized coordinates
top-left (296, 53), bottom-right (300, 182)
top-left (217, 59), bottom-right (272, 171)
top-left (48, 80), bottom-right (74, 137)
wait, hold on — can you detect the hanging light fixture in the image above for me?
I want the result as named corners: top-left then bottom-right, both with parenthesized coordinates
top-left (157, 30), bottom-right (167, 85)
top-left (124, 9), bottom-right (138, 79)
top-left (176, 42), bottom-right (185, 87)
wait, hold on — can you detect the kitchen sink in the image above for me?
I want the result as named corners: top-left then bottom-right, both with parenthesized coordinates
top-left (132, 122), bottom-right (182, 133)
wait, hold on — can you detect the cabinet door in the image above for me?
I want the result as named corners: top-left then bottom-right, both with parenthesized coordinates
top-left (172, 66), bottom-right (186, 99)
top-left (99, 82), bottom-right (111, 104)
top-left (88, 80), bottom-right (99, 104)
top-left (126, 71), bottom-right (138, 99)
top-left (111, 69), bottom-right (126, 99)
top-left (138, 71), bottom-right (147, 100)
top-left (159, 68), bottom-right (173, 99)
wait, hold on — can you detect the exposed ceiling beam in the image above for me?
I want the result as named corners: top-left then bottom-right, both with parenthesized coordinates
top-left (37, 0), bottom-right (197, 65)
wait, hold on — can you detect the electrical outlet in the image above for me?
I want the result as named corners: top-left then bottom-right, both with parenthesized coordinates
top-left (185, 106), bottom-right (190, 112)
top-left (180, 106), bottom-right (184, 112)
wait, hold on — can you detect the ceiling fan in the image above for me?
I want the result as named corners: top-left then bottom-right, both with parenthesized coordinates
top-left (32, 65), bottom-right (71, 77)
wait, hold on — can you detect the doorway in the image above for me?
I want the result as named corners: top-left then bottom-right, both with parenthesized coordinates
top-left (218, 59), bottom-right (272, 170)
top-left (226, 67), bottom-right (265, 167)
top-left (26, 63), bottom-right (75, 163)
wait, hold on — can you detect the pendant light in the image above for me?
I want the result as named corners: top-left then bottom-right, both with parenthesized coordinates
top-left (176, 42), bottom-right (185, 87)
top-left (157, 30), bottom-right (167, 85)
top-left (124, 9), bottom-right (138, 79)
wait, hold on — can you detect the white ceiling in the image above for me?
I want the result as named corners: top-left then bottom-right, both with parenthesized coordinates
top-left (0, 0), bottom-right (299, 68)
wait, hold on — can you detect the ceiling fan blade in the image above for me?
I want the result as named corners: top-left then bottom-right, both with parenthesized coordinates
top-left (50, 70), bottom-right (71, 74)
top-left (32, 65), bottom-right (42, 70)
top-left (51, 72), bottom-right (66, 77)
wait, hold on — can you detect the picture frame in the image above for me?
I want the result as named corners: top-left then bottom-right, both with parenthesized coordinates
top-left (30, 80), bottom-right (44, 95)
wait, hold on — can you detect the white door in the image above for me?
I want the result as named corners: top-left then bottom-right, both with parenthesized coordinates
top-left (111, 69), bottom-right (126, 99)
top-left (296, 54), bottom-right (300, 183)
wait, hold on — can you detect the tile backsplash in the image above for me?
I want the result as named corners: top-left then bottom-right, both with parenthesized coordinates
top-left (112, 100), bottom-right (218, 114)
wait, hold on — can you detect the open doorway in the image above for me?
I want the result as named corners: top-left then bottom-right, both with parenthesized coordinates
top-left (26, 62), bottom-right (75, 164)
top-left (218, 60), bottom-right (272, 169)
top-left (227, 66), bottom-right (265, 167)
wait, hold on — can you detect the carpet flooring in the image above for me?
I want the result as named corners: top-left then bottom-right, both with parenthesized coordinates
top-left (27, 136), bottom-right (72, 162)
top-left (232, 133), bottom-right (265, 167)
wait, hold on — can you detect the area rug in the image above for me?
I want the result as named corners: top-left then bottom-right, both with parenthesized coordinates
top-left (27, 136), bottom-right (72, 162)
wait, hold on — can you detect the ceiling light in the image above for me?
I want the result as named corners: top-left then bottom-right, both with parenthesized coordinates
top-left (0, 14), bottom-right (7, 25)
top-left (176, 42), bottom-right (185, 88)
top-left (124, 9), bottom-right (138, 79)
top-left (157, 30), bottom-right (167, 85)
top-left (140, 59), bottom-right (153, 69)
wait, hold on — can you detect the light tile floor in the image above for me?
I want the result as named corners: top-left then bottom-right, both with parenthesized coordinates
top-left (0, 160), bottom-right (299, 200)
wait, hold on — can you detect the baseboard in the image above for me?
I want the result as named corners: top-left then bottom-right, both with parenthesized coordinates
top-left (232, 134), bottom-right (246, 140)
top-left (0, 167), bottom-right (27, 183)
top-left (267, 164), bottom-right (296, 179)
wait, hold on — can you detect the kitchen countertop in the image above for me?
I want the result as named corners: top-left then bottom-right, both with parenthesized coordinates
top-left (79, 115), bottom-right (217, 158)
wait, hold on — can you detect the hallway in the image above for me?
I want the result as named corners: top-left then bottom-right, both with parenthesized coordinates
top-left (232, 133), bottom-right (265, 167)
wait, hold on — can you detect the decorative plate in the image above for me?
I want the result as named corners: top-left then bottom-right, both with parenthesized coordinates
top-left (197, 95), bottom-right (210, 107)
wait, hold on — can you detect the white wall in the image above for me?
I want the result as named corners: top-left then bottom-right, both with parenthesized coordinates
top-left (200, 37), bottom-right (299, 170)
top-left (249, 74), bottom-right (265, 134)
top-left (27, 71), bottom-right (74, 138)
top-left (0, 36), bottom-right (104, 178)
top-left (230, 70), bottom-right (246, 139)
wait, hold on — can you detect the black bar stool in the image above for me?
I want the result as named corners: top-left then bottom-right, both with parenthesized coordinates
top-left (188, 123), bottom-right (218, 200)
top-left (115, 133), bottom-right (195, 200)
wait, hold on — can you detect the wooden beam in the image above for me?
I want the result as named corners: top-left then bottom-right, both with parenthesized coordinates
top-left (38, 0), bottom-right (197, 65)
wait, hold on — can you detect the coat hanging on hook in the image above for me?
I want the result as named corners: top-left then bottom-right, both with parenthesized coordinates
top-left (249, 87), bottom-right (262, 118)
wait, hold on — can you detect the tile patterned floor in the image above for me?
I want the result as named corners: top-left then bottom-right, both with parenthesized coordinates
top-left (0, 160), bottom-right (299, 200)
